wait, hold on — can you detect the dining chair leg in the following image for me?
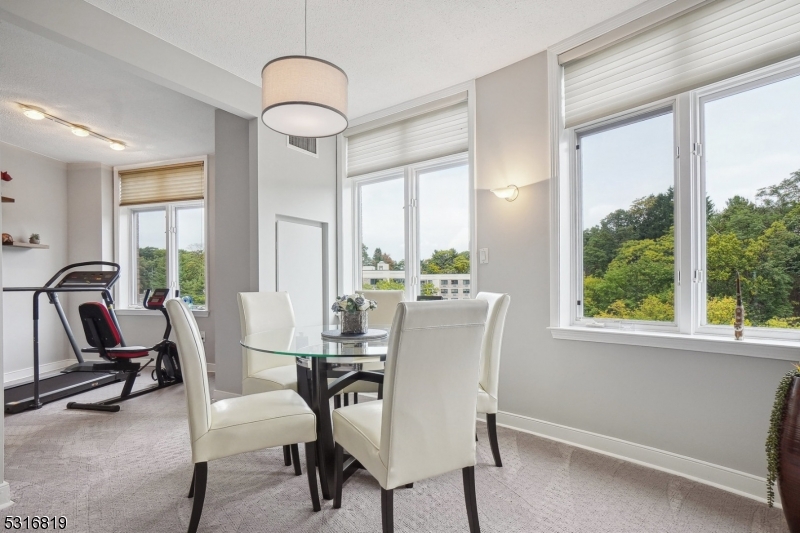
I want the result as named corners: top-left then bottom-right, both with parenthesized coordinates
top-left (291, 444), bottom-right (302, 476)
top-left (354, 393), bottom-right (359, 404)
top-left (405, 483), bottom-right (413, 489)
top-left (333, 443), bottom-right (344, 509)
top-left (381, 488), bottom-right (394, 533)
top-left (378, 383), bottom-right (383, 400)
top-left (344, 393), bottom-right (349, 406)
top-left (283, 445), bottom-right (292, 466)
top-left (487, 414), bottom-right (502, 467)
top-left (334, 395), bottom-right (341, 409)
top-left (305, 442), bottom-right (321, 512)
top-left (462, 466), bottom-right (480, 533)
top-left (187, 462), bottom-right (207, 533)
top-left (187, 469), bottom-right (196, 498)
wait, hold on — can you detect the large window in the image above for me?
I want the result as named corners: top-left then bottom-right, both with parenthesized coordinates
top-left (356, 154), bottom-right (471, 301)
top-left (117, 160), bottom-right (207, 310)
top-left (701, 72), bottom-right (800, 331)
top-left (570, 60), bottom-right (800, 339)
top-left (579, 109), bottom-right (675, 323)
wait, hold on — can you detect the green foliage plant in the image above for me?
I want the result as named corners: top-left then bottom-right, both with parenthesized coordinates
top-left (766, 363), bottom-right (800, 507)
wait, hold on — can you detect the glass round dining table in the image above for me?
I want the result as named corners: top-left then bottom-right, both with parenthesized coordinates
top-left (240, 325), bottom-right (391, 500)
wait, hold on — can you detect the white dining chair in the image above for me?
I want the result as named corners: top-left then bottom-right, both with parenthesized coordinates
top-left (238, 291), bottom-right (300, 466)
top-left (332, 300), bottom-right (488, 533)
top-left (333, 289), bottom-right (406, 407)
top-left (356, 289), bottom-right (404, 326)
top-left (475, 292), bottom-right (511, 467)
top-left (166, 299), bottom-right (320, 533)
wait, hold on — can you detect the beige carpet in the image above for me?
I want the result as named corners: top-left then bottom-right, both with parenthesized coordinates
top-left (3, 376), bottom-right (789, 533)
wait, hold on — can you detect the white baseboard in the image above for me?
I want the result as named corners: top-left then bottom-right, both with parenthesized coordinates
top-left (212, 389), bottom-right (240, 401)
top-left (0, 482), bottom-right (14, 510)
top-left (206, 363), bottom-right (216, 373)
top-left (495, 410), bottom-right (779, 508)
top-left (3, 359), bottom-right (74, 385)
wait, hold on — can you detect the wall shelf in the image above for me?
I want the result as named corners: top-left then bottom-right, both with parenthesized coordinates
top-left (2, 196), bottom-right (15, 203)
top-left (3, 242), bottom-right (49, 250)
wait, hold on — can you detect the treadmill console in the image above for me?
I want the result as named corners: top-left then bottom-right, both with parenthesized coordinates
top-left (146, 289), bottom-right (170, 309)
top-left (57, 271), bottom-right (117, 288)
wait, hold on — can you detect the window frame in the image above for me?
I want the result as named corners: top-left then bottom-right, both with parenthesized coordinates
top-left (352, 152), bottom-right (471, 302)
top-left (572, 102), bottom-right (680, 334)
top-left (552, 53), bottom-right (800, 353)
top-left (692, 59), bottom-right (800, 341)
top-left (113, 156), bottom-right (209, 314)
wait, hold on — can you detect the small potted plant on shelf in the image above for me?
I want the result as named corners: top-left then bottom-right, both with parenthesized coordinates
top-left (29, 233), bottom-right (40, 245)
top-left (331, 294), bottom-right (378, 335)
top-left (766, 362), bottom-right (800, 532)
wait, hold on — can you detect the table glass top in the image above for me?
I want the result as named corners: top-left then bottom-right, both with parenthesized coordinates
top-left (241, 325), bottom-right (391, 359)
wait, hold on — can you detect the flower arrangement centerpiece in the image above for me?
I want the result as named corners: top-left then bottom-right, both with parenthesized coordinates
top-left (331, 294), bottom-right (378, 335)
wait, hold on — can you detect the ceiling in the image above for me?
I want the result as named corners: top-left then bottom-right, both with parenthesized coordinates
top-left (0, 21), bottom-right (215, 166)
top-left (83, 0), bottom-right (648, 119)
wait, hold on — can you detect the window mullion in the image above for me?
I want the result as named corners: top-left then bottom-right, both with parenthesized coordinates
top-left (676, 93), bottom-right (695, 334)
top-left (405, 166), bottom-right (417, 302)
top-left (167, 205), bottom-right (178, 294)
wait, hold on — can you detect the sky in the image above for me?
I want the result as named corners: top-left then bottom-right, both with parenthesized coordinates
top-left (360, 164), bottom-right (470, 263)
top-left (581, 73), bottom-right (800, 229)
top-left (137, 206), bottom-right (204, 250)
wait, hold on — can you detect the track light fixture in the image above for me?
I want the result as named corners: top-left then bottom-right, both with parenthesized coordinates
top-left (19, 103), bottom-right (126, 151)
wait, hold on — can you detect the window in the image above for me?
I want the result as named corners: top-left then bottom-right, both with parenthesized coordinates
top-left (579, 108), bottom-right (675, 323)
top-left (116, 159), bottom-right (207, 310)
top-left (564, 58), bottom-right (800, 340)
top-left (355, 153), bottom-right (472, 301)
top-left (441, 289), bottom-right (449, 294)
top-left (464, 289), bottom-right (470, 295)
top-left (701, 72), bottom-right (800, 332)
top-left (452, 289), bottom-right (459, 294)
top-left (464, 280), bottom-right (470, 286)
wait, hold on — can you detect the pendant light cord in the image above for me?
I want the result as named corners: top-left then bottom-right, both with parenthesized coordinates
top-left (304, 0), bottom-right (307, 56)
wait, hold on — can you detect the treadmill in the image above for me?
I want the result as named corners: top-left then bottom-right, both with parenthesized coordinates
top-left (4, 261), bottom-right (127, 413)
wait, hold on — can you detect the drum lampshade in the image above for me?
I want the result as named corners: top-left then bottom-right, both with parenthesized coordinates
top-left (261, 56), bottom-right (348, 138)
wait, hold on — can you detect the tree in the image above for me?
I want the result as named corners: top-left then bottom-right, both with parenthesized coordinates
top-left (364, 279), bottom-right (404, 290)
top-left (420, 249), bottom-right (470, 274)
top-left (362, 244), bottom-right (373, 267)
top-left (421, 281), bottom-right (438, 295)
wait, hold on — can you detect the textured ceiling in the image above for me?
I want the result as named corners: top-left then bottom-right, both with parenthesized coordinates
top-left (83, 0), bottom-right (648, 119)
top-left (0, 21), bottom-right (215, 165)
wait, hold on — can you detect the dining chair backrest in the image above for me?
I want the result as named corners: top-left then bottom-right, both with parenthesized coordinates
top-left (475, 292), bottom-right (511, 401)
top-left (238, 292), bottom-right (296, 380)
top-left (356, 290), bottom-right (404, 326)
top-left (380, 300), bottom-right (488, 488)
top-left (166, 298), bottom-right (212, 446)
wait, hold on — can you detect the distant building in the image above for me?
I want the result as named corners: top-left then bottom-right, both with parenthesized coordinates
top-left (361, 269), bottom-right (471, 299)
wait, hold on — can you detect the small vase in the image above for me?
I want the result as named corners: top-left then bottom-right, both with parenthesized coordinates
top-left (340, 311), bottom-right (368, 335)
top-left (29, 238), bottom-right (39, 245)
top-left (779, 375), bottom-right (800, 532)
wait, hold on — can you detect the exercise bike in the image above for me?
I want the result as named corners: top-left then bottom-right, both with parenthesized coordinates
top-left (66, 288), bottom-right (182, 412)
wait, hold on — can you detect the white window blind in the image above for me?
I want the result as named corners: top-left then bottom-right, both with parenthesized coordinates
top-left (346, 102), bottom-right (468, 177)
top-left (563, 0), bottom-right (800, 128)
top-left (119, 161), bottom-right (205, 206)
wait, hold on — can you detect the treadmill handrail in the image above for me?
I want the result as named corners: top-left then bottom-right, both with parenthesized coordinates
top-left (43, 261), bottom-right (121, 289)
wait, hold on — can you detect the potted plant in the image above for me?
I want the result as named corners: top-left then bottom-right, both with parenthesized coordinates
top-left (29, 233), bottom-right (40, 245)
top-left (331, 294), bottom-right (377, 335)
top-left (767, 363), bottom-right (800, 531)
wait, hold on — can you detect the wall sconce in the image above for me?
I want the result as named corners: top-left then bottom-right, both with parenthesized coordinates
top-left (491, 185), bottom-right (519, 202)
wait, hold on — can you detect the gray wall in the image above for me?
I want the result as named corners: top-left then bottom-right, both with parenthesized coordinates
top-left (212, 110), bottom-right (259, 394)
top-left (1, 143), bottom-right (70, 376)
top-left (475, 51), bottom-right (792, 478)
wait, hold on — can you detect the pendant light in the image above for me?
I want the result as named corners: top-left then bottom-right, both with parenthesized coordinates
top-left (261, 0), bottom-right (348, 138)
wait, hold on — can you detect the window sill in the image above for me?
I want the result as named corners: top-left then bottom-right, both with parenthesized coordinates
top-left (116, 308), bottom-right (209, 318)
top-left (549, 326), bottom-right (800, 362)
